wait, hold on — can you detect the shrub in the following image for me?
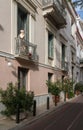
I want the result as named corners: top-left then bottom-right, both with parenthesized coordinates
top-left (75, 82), bottom-right (83, 92)
top-left (68, 91), bottom-right (74, 99)
top-left (0, 82), bottom-right (34, 116)
top-left (46, 80), bottom-right (61, 96)
top-left (62, 77), bottom-right (74, 93)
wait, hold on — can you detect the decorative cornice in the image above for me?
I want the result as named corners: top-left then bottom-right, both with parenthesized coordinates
top-left (39, 62), bottom-right (62, 72)
top-left (24, 0), bottom-right (37, 11)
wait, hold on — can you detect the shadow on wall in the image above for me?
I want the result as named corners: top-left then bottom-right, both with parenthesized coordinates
top-left (12, 64), bottom-right (18, 77)
top-left (0, 24), bottom-right (4, 31)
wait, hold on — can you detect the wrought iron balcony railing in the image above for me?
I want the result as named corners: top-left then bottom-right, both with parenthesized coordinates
top-left (15, 38), bottom-right (38, 62)
top-left (61, 61), bottom-right (68, 71)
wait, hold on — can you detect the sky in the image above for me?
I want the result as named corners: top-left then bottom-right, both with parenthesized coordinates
top-left (77, 10), bottom-right (83, 19)
top-left (72, 0), bottom-right (83, 19)
top-left (75, 5), bottom-right (83, 19)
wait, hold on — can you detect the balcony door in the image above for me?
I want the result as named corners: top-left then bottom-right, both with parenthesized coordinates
top-left (17, 5), bottom-right (29, 40)
top-left (18, 67), bottom-right (28, 89)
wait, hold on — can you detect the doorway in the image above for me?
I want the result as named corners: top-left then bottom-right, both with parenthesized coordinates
top-left (18, 67), bottom-right (28, 89)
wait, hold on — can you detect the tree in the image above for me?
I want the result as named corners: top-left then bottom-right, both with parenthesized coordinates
top-left (73, 0), bottom-right (83, 9)
top-left (62, 76), bottom-right (74, 101)
top-left (0, 82), bottom-right (34, 117)
top-left (67, 0), bottom-right (83, 9)
top-left (46, 80), bottom-right (61, 106)
top-left (69, 0), bottom-right (83, 9)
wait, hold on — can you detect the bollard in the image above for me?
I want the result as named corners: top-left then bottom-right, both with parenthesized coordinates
top-left (47, 96), bottom-right (49, 110)
top-left (64, 91), bottom-right (66, 102)
top-left (33, 100), bottom-right (36, 116)
top-left (16, 104), bottom-right (20, 123)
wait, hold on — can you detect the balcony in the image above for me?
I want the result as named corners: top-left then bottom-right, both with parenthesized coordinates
top-left (15, 38), bottom-right (38, 62)
top-left (61, 61), bottom-right (68, 71)
top-left (42, 0), bottom-right (66, 29)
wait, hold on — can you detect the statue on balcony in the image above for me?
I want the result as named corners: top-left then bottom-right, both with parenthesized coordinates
top-left (18, 30), bottom-right (26, 53)
top-left (19, 30), bottom-right (25, 39)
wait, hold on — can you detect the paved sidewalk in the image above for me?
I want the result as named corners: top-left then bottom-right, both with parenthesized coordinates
top-left (0, 95), bottom-right (79, 130)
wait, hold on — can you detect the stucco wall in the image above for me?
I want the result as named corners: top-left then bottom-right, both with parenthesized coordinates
top-left (0, 57), bottom-right (17, 89)
top-left (35, 6), bottom-right (45, 64)
top-left (30, 64), bottom-right (62, 95)
top-left (0, 0), bottom-right (11, 53)
top-left (0, 55), bottom-right (62, 96)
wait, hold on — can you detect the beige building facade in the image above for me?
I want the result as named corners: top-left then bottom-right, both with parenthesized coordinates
top-left (0, 0), bottom-right (83, 107)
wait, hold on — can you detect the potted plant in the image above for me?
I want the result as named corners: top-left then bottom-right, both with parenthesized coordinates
top-left (46, 80), bottom-right (61, 106)
top-left (0, 82), bottom-right (34, 120)
top-left (74, 82), bottom-right (83, 95)
top-left (62, 76), bottom-right (74, 101)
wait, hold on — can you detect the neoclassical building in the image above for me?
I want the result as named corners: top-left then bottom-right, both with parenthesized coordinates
top-left (0, 0), bottom-right (83, 107)
top-left (76, 17), bottom-right (83, 81)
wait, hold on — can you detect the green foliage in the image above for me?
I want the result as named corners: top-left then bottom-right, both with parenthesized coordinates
top-left (67, 0), bottom-right (83, 9)
top-left (0, 82), bottom-right (34, 116)
top-left (73, 0), bottom-right (83, 9)
top-left (75, 82), bottom-right (83, 92)
top-left (46, 80), bottom-right (61, 96)
top-left (62, 77), bottom-right (74, 93)
top-left (68, 91), bottom-right (74, 99)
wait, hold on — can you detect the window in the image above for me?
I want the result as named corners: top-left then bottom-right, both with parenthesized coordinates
top-left (17, 5), bottom-right (29, 40)
top-left (48, 73), bottom-right (53, 93)
top-left (48, 32), bottom-right (54, 59)
top-left (71, 52), bottom-right (74, 62)
top-left (62, 44), bottom-right (65, 62)
top-left (48, 73), bottom-right (53, 81)
top-left (18, 67), bottom-right (28, 89)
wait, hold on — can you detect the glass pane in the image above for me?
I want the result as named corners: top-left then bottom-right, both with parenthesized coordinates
top-left (17, 6), bottom-right (28, 40)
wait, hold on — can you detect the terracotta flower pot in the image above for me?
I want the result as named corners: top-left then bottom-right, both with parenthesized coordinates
top-left (66, 92), bottom-right (69, 98)
top-left (52, 95), bottom-right (60, 106)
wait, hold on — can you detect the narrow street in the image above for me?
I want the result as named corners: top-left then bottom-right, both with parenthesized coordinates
top-left (17, 95), bottom-right (83, 130)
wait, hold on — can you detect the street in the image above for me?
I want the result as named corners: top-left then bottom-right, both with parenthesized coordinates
top-left (17, 95), bottom-right (83, 130)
